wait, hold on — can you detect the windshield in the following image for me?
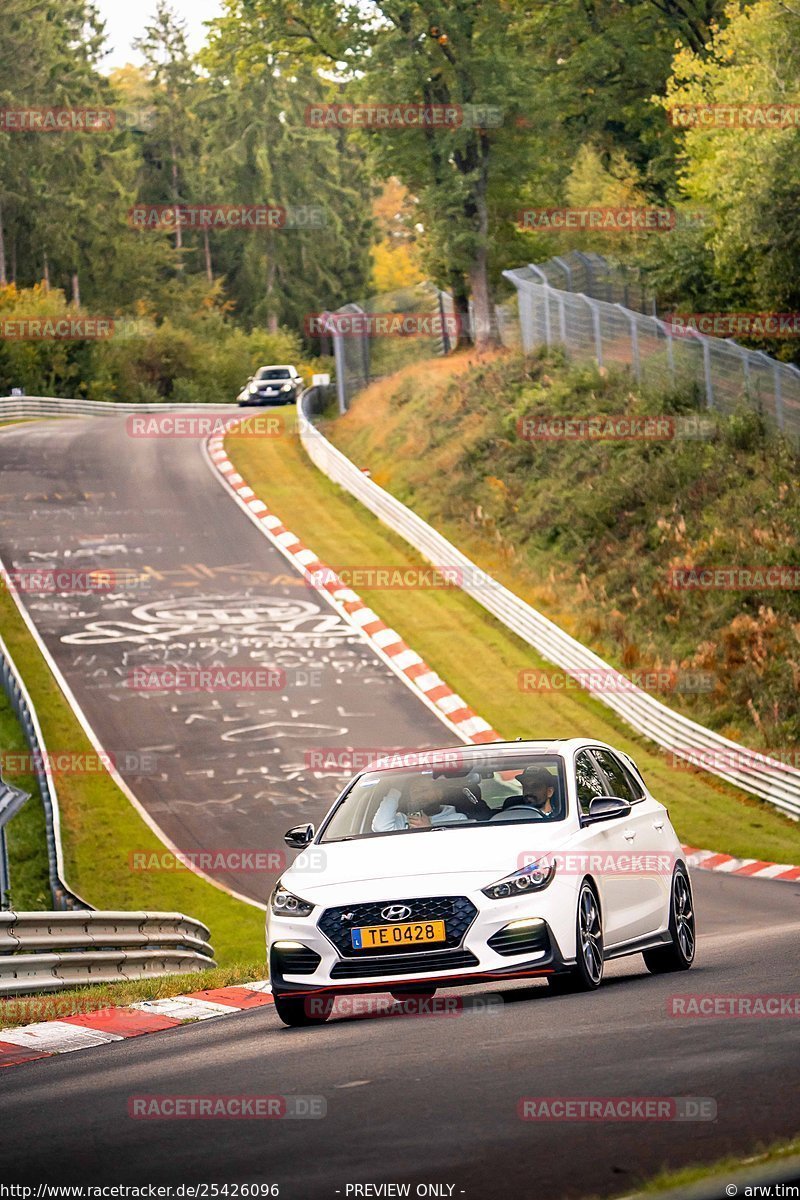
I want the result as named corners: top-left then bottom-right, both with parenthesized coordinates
top-left (319, 754), bottom-right (567, 841)
top-left (255, 368), bottom-right (291, 380)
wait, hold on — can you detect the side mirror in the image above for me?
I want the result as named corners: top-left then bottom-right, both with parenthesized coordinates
top-left (584, 796), bottom-right (631, 824)
top-left (284, 823), bottom-right (315, 849)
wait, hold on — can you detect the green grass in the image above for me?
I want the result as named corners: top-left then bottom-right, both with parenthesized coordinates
top-left (328, 350), bottom-right (800, 754)
top-left (226, 408), bottom-right (800, 865)
top-left (0, 587), bottom-right (265, 966)
top-left (0, 692), bottom-right (50, 910)
top-left (0, 960), bottom-right (268, 1031)
top-left (618, 1135), bottom-right (800, 1197)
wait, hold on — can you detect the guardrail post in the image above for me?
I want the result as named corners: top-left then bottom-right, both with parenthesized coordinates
top-left (0, 827), bottom-right (9, 910)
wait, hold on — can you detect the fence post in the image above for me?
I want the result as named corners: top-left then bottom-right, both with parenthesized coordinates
top-left (552, 255), bottom-right (573, 290)
top-left (659, 318), bottom-right (676, 387)
top-left (558, 292), bottom-right (567, 344)
top-left (332, 331), bottom-right (347, 415)
top-left (618, 305), bottom-right (642, 384)
top-left (735, 342), bottom-right (751, 398)
top-left (773, 361), bottom-right (785, 431)
top-left (702, 336), bottom-right (714, 410)
top-left (543, 285), bottom-right (552, 348)
top-left (585, 296), bottom-right (603, 367)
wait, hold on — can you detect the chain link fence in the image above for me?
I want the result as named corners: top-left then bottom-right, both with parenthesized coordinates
top-left (321, 282), bottom-right (455, 414)
top-left (322, 252), bottom-right (800, 438)
top-left (503, 254), bottom-right (800, 439)
top-left (520, 249), bottom-right (656, 314)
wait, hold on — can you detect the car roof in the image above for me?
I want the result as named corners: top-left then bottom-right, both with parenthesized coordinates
top-left (360, 738), bottom-right (616, 772)
top-left (257, 364), bottom-right (296, 370)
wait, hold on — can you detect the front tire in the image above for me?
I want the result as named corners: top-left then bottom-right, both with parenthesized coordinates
top-left (548, 880), bottom-right (604, 994)
top-left (273, 991), bottom-right (333, 1027)
top-left (643, 865), bottom-right (695, 974)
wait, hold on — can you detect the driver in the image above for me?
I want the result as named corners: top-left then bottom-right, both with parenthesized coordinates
top-left (372, 775), bottom-right (469, 832)
top-left (503, 765), bottom-right (560, 817)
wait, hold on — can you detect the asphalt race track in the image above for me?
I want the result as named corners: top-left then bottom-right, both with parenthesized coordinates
top-left (0, 415), bottom-right (450, 901)
top-left (0, 414), bottom-right (798, 1197)
top-left (0, 872), bottom-right (798, 1195)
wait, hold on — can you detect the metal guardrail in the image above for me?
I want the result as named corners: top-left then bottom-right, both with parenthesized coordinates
top-left (298, 389), bottom-right (800, 819)
top-left (0, 634), bottom-right (89, 911)
top-left (0, 396), bottom-right (237, 419)
top-left (0, 911), bottom-right (215, 994)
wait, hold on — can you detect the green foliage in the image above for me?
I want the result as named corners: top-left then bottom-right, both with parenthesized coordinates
top-left (643, 0), bottom-right (800, 360)
top-left (0, 281), bottom-right (306, 402)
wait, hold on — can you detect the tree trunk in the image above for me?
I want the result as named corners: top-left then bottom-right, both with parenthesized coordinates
top-left (71, 271), bottom-right (80, 307)
top-left (266, 255), bottom-right (278, 332)
top-left (43, 253), bottom-right (50, 290)
top-left (10, 236), bottom-right (16, 283)
top-left (466, 144), bottom-right (499, 350)
top-left (203, 227), bottom-right (212, 283)
top-left (170, 142), bottom-right (183, 266)
top-left (448, 269), bottom-right (471, 350)
top-left (468, 242), bottom-right (495, 350)
top-left (0, 202), bottom-right (7, 287)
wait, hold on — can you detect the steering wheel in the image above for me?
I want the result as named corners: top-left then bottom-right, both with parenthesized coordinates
top-left (490, 805), bottom-right (546, 820)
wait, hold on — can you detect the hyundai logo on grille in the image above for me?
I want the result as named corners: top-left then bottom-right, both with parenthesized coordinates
top-left (381, 904), bottom-right (412, 921)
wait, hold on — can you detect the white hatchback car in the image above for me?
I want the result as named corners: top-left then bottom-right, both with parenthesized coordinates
top-left (267, 739), bottom-right (695, 1026)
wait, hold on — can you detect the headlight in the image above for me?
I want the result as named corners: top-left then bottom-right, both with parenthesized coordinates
top-left (249, 383), bottom-right (260, 393)
top-left (271, 883), bottom-right (314, 917)
top-left (281, 382), bottom-right (292, 392)
top-left (481, 859), bottom-right (556, 900)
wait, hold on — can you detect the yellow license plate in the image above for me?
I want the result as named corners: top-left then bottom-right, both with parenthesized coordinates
top-left (351, 920), bottom-right (446, 950)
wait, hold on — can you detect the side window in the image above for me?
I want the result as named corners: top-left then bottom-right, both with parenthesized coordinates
top-left (592, 749), bottom-right (643, 802)
top-left (575, 751), bottom-right (608, 816)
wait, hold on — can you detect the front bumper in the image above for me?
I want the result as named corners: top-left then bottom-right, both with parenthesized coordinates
top-left (267, 885), bottom-right (577, 996)
top-left (239, 390), bottom-right (296, 406)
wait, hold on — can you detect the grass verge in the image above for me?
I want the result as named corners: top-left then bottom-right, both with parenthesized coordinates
top-left (0, 961), bottom-right (268, 1031)
top-left (618, 1135), bottom-right (800, 1197)
top-left (226, 408), bottom-right (800, 865)
top-left (328, 351), bottom-right (800, 753)
top-left (0, 586), bottom-right (265, 966)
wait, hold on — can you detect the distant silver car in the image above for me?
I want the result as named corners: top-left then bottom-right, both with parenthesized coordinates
top-left (237, 364), bottom-right (302, 406)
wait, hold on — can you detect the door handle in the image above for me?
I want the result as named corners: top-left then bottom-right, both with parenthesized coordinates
top-left (622, 828), bottom-right (636, 842)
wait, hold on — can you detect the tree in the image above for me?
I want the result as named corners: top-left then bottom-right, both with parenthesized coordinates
top-left (655, 0), bottom-right (800, 357)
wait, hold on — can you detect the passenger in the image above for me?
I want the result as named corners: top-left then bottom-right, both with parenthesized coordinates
top-left (371, 775), bottom-right (469, 832)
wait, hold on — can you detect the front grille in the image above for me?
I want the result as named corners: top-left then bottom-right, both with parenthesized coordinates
top-left (487, 921), bottom-right (551, 958)
top-left (318, 896), bottom-right (478, 957)
top-left (330, 948), bottom-right (479, 980)
top-left (270, 944), bottom-right (321, 975)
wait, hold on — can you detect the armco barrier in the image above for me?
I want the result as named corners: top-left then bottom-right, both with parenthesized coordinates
top-left (0, 910), bottom-right (215, 994)
top-left (0, 634), bottom-right (89, 911)
top-left (297, 389), bottom-right (800, 819)
top-left (0, 396), bottom-right (237, 419)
